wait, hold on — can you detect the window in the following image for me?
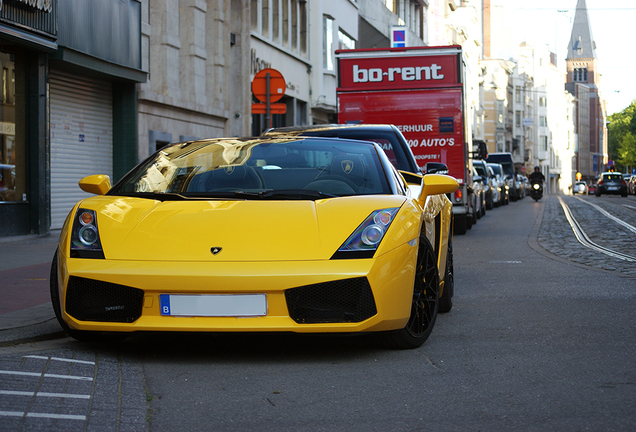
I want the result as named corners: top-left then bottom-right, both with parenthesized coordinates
top-left (282, 0), bottom-right (289, 47)
top-left (338, 29), bottom-right (355, 50)
top-left (539, 116), bottom-right (547, 127)
top-left (262, 0), bottom-right (269, 38)
top-left (515, 111), bottom-right (521, 126)
top-left (253, 1), bottom-right (307, 56)
top-left (292, 0), bottom-right (298, 51)
top-left (272, 0), bottom-right (279, 41)
top-left (515, 87), bottom-right (521, 103)
top-left (299, 1), bottom-right (307, 56)
top-left (539, 97), bottom-right (547, 107)
top-left (573, 67), bottom-right (588, 82)
top-left (496, 101), bottom-right (504, 126)
top-left (323, 16), bottom-right (334, 71)
top-left (540, 135), bottom-right (548, 151)
top-left (251, 0), bottom-right (258, 31)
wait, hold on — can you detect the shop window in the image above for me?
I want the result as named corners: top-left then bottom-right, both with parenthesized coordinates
top-left (0, 51), bottom-right (23, 203)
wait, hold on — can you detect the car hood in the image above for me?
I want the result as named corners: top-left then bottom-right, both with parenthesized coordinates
top-left (76, 195), bottom-right (410, 261)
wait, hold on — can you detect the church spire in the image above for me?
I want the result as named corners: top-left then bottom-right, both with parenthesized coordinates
top-left (567, 0), bottom-right (596, 59)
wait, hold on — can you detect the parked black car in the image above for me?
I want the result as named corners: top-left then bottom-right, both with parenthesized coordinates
top-left (595, 172), bottom-right (627, 197)
top-left (261, 123), bottom-right (477, 234)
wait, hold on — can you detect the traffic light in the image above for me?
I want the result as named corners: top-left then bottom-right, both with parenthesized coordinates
top-left (576, 172), bottom-right (582, 180)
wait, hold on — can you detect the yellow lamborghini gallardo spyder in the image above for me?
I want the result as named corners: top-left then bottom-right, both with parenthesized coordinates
top-left (51, 135), bottom-right (458, 349)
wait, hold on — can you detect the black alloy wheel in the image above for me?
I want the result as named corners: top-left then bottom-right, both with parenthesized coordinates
top-left (378, 234), bottom-right (439, 349)
top-left (439, 234), bottom-right (454, 313)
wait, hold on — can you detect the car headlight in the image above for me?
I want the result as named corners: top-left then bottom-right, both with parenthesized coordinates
top-left (70, 208), bottom-right (105, 259)
top-left (331, 208), bottom-right (399, 259)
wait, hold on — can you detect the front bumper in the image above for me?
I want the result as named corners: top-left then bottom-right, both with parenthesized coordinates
top-left (55, 243), bottom-right (417, 334)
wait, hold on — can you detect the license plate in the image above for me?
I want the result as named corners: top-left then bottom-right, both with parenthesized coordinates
top-left (159, 294), bottom-right (267, 317)
top-left (608, 186), bottom-right (618, 190)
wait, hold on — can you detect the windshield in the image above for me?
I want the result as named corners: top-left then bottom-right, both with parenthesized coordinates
top-left (474, 163), bottom-right (487, 177)
top-left (110, 137), bottom-right (392, 200)
top-left (488, 164), bottom-right (503, 176)
top-left (603, 174), bottom-right (622, 181)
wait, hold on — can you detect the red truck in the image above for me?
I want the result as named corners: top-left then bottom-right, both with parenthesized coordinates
top-left (336, 45), bottom-right (475, 234)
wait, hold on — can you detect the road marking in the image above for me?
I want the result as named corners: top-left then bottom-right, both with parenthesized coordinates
top-left (0, 370), bottom-right (93, 381)
top-left (0, 390), bottom-right (90, 399)
top-left (558, 197), bottom-right (636, 262)
top-left (574, 196), bottom-right (636, 235)
top-left (24, 355), bottom-right (95, 365)
top-left (624, 204), bottom-right (636, 210)
top-left (0, 410), bottom-right (86, 420)
top-left (488, 261), bottom-right (522, 264)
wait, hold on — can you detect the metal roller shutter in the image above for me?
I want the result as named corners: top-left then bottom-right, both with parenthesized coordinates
top-left (50, 70), bottom-right (113, 229)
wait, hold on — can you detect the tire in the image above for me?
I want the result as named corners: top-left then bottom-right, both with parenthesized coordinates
top-left (439, 235), bottom-right (454, 313)
top-left (377, 234), bottom-right (440, 349)
top-left (50, 252), bottom-right (127, 343)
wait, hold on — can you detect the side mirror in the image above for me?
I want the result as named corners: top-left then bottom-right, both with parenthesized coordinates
top-left (424, 162), bottom-right (449, 175)
top-left (473, 174), bottom-right (482, 183)
top-left (79, 174), bottom-right (111, 195)
top-left (418, 174), bottom-right (459, 207)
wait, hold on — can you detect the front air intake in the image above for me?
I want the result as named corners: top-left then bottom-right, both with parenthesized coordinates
top-left (65, 276), bottom-right (144, 323)
top-left (285, 277), bottom-right (377, 324)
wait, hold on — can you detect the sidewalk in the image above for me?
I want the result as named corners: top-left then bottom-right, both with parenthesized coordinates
top-left (0, 232), bottom-right (64, 344)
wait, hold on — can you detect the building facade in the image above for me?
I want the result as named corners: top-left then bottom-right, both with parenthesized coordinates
top-left (565, 0), bottom-right (607, 183)
top-left (0, 0), bottom-right (145, 237)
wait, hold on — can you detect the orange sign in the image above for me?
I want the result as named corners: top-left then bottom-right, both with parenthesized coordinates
top-left (252, 68), bottom-right (286, 103)
top-left (251, 103), bottom-right (287, 114)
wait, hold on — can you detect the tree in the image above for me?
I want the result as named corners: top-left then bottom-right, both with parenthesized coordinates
top-left (608, 100), bottom-right (636, 172)
top-left (617, 132), bottom-right (636, 168)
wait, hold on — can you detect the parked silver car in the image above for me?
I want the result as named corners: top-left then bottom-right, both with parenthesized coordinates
top-left (487, 163), bottom-right (509, 206)
top-left (572, 181), bottom-right (587, 194)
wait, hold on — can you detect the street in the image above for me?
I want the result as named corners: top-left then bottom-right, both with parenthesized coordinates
top-left (1, 194), bottom-right (635, 431)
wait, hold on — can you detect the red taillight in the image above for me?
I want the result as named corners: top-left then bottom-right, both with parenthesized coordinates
top-left (622, 180), bottom-right (627, 185)
top-left (598, 180), bottom-right (603, 185)
top-left (454, 189), bottom-right (463, 202)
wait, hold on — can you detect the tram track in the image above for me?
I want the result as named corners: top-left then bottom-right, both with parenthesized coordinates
top-left (573, 196), bottom-right (636, 234)
top-left (557, 196), bottom-right (636, 263)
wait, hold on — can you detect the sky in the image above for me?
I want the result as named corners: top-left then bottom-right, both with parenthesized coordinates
top-left (496, 0), bottom-right (635, 115)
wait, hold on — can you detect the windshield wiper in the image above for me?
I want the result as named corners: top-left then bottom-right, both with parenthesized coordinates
top-left (111, 190), bottom-right (338, 201)
top-left (256, 189), bottom-right (338, 200)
